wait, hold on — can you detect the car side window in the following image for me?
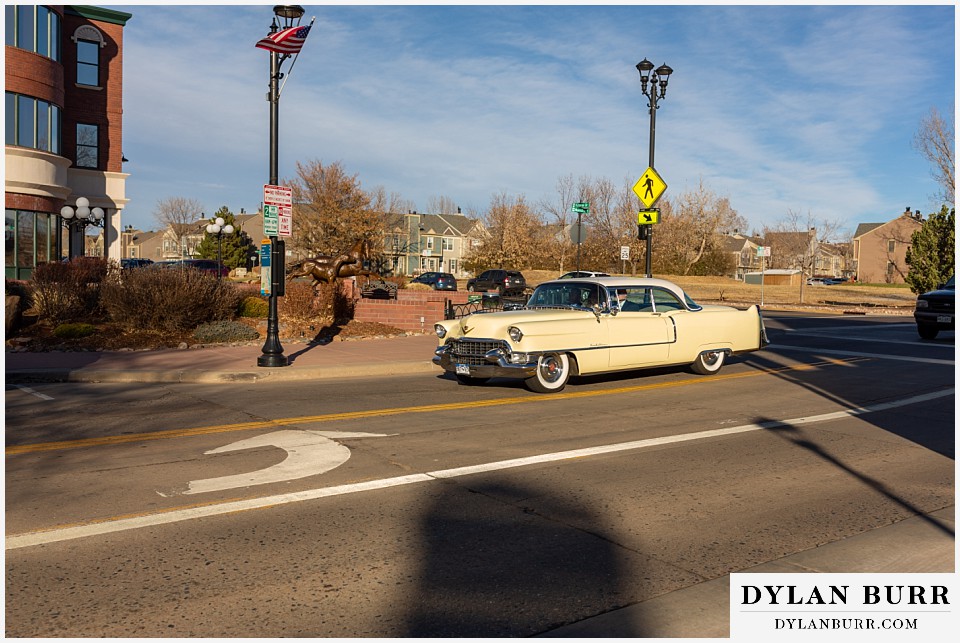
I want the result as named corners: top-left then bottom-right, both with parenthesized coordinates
top-left (651, 288), bottom-right (684, 312)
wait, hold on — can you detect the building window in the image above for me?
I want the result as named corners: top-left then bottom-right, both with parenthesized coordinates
top-left (5, 5), bottom-right (61, 61)
top-left (425, 236), bottom-right (435, 250)
top-left (71, 25), bottom-right (105, 87)
top-left (5, 92), bottom-right (61, 154)
top-left (887, 239), bottom-right (896, 253)
top-left (5, 209), bottom-right (60, 279)
top-left (442, 237), bottom-right (454, 251)
top-left (77, 39), bottom-right (100, 86)
top-left (76, 123), bottom-right (99, 168)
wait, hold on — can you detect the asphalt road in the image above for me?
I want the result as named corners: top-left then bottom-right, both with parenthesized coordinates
top-left (4, 313), bottom-right (955, 637)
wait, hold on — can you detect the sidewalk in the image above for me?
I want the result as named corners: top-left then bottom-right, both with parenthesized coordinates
top-left (5, 333), bottom-right (441, 384)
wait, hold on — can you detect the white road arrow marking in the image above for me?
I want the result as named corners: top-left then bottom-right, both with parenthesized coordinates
top-left (175, 430), bottom-right (391, 496)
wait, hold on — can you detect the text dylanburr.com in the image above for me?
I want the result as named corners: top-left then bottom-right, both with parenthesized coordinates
top-left (730, 573), bottom-right (956, 640)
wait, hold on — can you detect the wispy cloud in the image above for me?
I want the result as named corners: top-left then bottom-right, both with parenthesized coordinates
top-left (114, 4), bottom-right (954, 236)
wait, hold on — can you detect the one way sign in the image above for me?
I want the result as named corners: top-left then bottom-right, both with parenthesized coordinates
top-left (637, 209), bottom-right (660, 225)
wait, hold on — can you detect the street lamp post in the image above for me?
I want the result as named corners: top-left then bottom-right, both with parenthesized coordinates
top-left (205, 217), bottom-right (234, 279)
top-left (60, 197), bottom-right (105, 259)
top-left (258, 4), bottom-right (305, 368)
top-left (636, 58), bottom-right (673, 278)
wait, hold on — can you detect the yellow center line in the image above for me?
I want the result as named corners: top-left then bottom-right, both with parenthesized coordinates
top-left (6, 358), bottom-right (867, 456)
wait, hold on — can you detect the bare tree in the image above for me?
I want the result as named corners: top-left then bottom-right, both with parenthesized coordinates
top-left (287, 159), bottom-right (385, 257)
top-left (465, 193), bottom-right (545, 270)
top-left (655, 180), bottom-right (733, 275)
top-left (539, 174), bottom-right (577, 273)
top-left (153, 196), bottom-right (204, 254)
top-left (913, 105), bottom-right (955, 206)
top-left (425, 195), bottom-right (460, 215)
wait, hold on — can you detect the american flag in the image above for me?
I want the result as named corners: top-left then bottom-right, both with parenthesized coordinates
top-left (255, 24), bottom-right (312, 55)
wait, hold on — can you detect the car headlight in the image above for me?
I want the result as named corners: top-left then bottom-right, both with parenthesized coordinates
top-left (508, 326), bottom-right (523, 342)
top-left (435, 324), bottom-right (447, 338)
top-left (916, 300), bottom-right (929, 309)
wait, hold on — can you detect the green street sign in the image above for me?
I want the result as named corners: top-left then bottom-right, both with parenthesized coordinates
top-left (572, 202), bottom-right (590, 214)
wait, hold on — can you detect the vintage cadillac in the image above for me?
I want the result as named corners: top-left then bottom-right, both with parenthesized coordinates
top-left (433, 277), bottom-right (769, 393)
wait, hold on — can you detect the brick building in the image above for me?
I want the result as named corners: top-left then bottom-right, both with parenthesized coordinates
top-left (5, 4), bottom-right (131, 278)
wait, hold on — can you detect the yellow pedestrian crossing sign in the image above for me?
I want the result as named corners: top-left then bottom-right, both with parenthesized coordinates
top-left (633, 166), bottom-right (667, 208)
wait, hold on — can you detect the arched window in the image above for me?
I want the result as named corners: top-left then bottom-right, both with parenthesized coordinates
top-left (71, 25), bottom-right (105, 87)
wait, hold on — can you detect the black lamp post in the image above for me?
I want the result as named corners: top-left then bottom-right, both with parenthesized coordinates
top-left (636, 58), bottom-right (673, 278)
top-left (258, 4), bottom-right (305, 368)
top-left (205, 217), bottom-right (234, 279)
top-left (60, 197), bottom-right (105, 259)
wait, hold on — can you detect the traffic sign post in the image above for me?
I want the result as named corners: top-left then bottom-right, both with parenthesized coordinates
top-left (571, 201), bottom-right (589, 272)
top-left (633, 168), bottom-right (667, 278)
top-left (259, 184), bottom-right (293, 368)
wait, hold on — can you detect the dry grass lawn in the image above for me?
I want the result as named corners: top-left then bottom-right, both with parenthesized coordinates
top-left (518, 270), bottom-right (916, 315)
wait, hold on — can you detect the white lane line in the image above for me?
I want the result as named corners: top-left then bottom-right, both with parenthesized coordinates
top-left (787, 332), bottom-right (954, 349)
top-left (785, 324), bottom-right (915, 333)
top-left (12, 385), bottom-right (53, 400)
top-left (6, 389), bottom-right (953, 551)
top-left (773, 345), bottom-right (955, 365)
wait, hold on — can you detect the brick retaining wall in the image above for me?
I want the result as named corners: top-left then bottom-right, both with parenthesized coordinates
top-left (353, 290), bottom-right (473, 332)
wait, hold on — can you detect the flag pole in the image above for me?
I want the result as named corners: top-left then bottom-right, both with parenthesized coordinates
top-left (278, 16), bottom-right (315, 99)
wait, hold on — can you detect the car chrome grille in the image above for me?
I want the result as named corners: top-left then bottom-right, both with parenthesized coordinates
top-left (448, 338), bottom-right (508, 366)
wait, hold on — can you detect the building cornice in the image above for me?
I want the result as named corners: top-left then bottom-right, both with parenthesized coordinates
top-left (66, 5), bottom-right (133, 26)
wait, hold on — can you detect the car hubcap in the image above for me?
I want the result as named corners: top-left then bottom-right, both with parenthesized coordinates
top-left (539, 355), bottom-right (563, 383)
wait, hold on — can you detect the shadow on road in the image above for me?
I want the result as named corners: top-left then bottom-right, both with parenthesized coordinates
top-left (402, 478), bottom-right (635, 637)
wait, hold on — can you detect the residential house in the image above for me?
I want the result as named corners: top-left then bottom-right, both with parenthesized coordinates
top-left (6, 4), bottom-right (132, 277)
top-left (721, 233), bottom-right (763, 280)
top-left (852, 207), bottom-right (924, 283)
top-left (383, 211), bottom-right (484, 278)
top-left (763, 229), bottom-right (821, 279)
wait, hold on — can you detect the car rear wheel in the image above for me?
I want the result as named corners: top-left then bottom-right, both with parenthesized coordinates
top-left (691, 349), bottom-right (726, 375)
top-left (525, 352), bottom-right (570, 393)
top-left (917, 323), bottom-right (939, 340)
top-left (467, 284), bottom-right (475, 292)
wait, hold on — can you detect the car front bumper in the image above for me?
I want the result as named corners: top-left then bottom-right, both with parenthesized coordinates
top-left (914, 310), bottom-right (955, 329)
top-left (433, 341), bottom-right (539, 379)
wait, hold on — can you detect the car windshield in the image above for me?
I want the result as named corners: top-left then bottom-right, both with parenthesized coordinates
top-left (527, 282), bottom-right (607, 309)
top-left (945, 276), bottom-right (955, 289)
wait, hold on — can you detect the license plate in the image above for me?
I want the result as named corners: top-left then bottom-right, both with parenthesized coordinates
top-left (937, 315), bottom-right (952, 324)
top-left (455, 364), bottom-right (470, 375)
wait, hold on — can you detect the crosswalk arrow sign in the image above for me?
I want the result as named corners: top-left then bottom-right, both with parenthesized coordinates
top-left (637, 209), bottom-right (660, 225)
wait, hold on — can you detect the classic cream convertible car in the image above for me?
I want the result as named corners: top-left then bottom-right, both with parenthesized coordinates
top-left (433, 277), bottom-right (769, 393)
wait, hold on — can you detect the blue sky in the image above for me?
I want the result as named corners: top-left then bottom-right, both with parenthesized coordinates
top-left (111, 2), bottom-right (955, 238)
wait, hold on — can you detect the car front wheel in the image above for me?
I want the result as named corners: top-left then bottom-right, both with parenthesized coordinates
top-left (917, 323), bottom-right (939, 340)
top-left (691, 349), bottom-right (726, 375)
top-left (525, 352), bottom-right (570, 393)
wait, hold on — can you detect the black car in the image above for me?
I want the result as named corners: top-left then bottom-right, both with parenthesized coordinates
top-left (466, 269), bottom-right (526, 295)
top-left (411, 272), bottom-right (458, 291)
top-left (120, 258), bottom-right (153, 269)
top-left (914, 276), bottom-right (954, 340)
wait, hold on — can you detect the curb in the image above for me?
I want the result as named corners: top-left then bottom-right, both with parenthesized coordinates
top-left (5, 360), bottom-right (438, 384)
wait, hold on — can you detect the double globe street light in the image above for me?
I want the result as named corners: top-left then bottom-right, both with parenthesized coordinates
top-left (205, 217), bottom-right (234, 279)
top-left (60, 196), bottom-right (105, 259)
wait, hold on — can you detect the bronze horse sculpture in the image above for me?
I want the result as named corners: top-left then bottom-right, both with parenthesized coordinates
top-left (286, 239), bottom-right (375, 286)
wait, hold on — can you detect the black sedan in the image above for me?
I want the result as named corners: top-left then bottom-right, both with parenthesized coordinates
top-left (914, 276), bottom-right (954, 339)
top-left (411, 272), bottom-right (458, 291)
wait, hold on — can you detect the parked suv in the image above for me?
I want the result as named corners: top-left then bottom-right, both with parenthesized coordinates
top-left (411, 272), bottom-right (458, 291)
top-left (914, 275), bottom-right (954, 340)
top-left (466, 269), bottom-right (526, 295)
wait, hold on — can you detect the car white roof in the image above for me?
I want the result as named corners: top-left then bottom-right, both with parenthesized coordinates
top-left (539, 276), bottom-right (691, 300)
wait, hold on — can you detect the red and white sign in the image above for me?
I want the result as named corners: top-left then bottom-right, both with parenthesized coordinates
top-left (264, 185), bottom-right (293, 237)
top-left (263, 184), bottom-right (292, 207)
